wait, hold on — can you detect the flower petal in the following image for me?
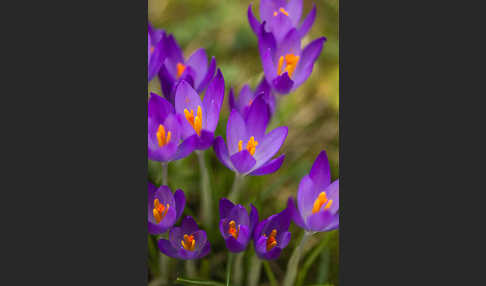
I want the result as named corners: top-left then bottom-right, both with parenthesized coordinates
top-left (307, 210), bottom-right (335, 232)
top-left (213, 136), bottom-right (234, 171)
top-left (195, 241), bottom-right (211, 259)
top-left (180, 216), bottom-right (199, 234)
top-left (196, 56), bottom-right (216, 93)
top-left (172, 134), bottom-right (197, 161)
top-left (276, 28), bottom-right (301, 60)
top-left (253, 126), bottom-right (288, 170)
top-left (245, 95), bottom-right (270, 142)
top-left (192, 230), bottom-right (208, 252)
top-left (163, 34), bottom-right (185, 78)
top-left (298, 4), bottom-right (316, 38)
top-left (186, 48), bottom-right (208, 89)
top-left (219, 197), bottom-right (235, 219)
top-left (203, 69), bottom-right (225, 132)
top-left (286, 0), bottom-right (302, 26)
top-left (158, 239), bottom-right (180, 259)
top-left (237, 84), bottom-right (253, 112)
top-left (194, 130), bottom-right (214, 150)
top-left (247, 4), bottom-right (261, 35)
top-left (250, 154), bottom-right (285, 175)
top-left (270, 12), bottom-right (293, 44)
top-left (148, 93), bottom-right (173, 125)
top-left (272, 73), bottom-right (294, 94)
top-left (228, 87), bottom-right (236, 111)
top-left (158, 63), bottom-right (176, 103)
top-left (297, 175), bottom-right (320, 219)
top-left (249, 204), bottom-right (259, 236)
top-left (259, 0), bottom-right (287, 24)
top-left (278, 231), bottom-right (291, 249)
top-left (261, 48), bottom-right (278, 84)
top-left (173, 189), bottom-right (186, 221)
top-left (294, 37), bottom-right (326, 88)
top-left (227, 110), bottom-right (248, 155)
top-left (287, 197), bottom-right (307, 229)
top-left (230, 150), bottom-right (256, 174)
top-left (174, 80), bottom-right (204, 119)
top-left (309, 150), bottom-right (331, 189)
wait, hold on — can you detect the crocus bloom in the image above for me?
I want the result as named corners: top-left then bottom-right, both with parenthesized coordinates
top-left (228, 78), bottom-right (276, 119)
top-left (287, 150), bottom-right (339, 232)
top-left (219, 198), bottom-right (259, 253)
top-left (148, 182), bottom-right (186, 235)
top-left (148, 23), bottom-right (165, 81)
top-left (158, 33), bottom-right (216, 102)
top-left (148, 92), bottom-right (197, 162)
top-left (253, 207), bottom-right (291, 260)
top-left (174, 69), bottom-right (225, 150)
top-left (213, 95), bottom-right (287, 176)
top-left (247, 0), bottom-right (316, 42)
top-left (158, 216), bottom-right (211, 260)
top-left (259, 25), bottom-right (326, 94)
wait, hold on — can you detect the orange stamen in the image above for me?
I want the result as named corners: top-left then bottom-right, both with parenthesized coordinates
top-left (153, 199), bottom-right (170, 223)
top-left (184, 106), bottom-right (202, 136)
top-left (237, 136), bottom-right (259, 156)
top-left (156, 124), bottom-right (172, 147)
top-left (265, 229), bottom-right (278, 251)
top-left (177, 62), bottom-right (186, 78)
top-left (150, 46), bottom-right (154, 54)
top-left (181, 234), bottom-right (196, 251)
top-left (274, 7), bottom-right (289, 17)
top-left (312, 192), bottom-right (333, 214)
top-left (277, 54), bottom-right (300, 79)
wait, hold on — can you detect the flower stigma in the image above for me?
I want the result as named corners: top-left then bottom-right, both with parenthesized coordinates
top-left (311, 192), bottom-right (333, 214)
top-left (156, 124), bottom-right (172, 147)
top-left (277, 54), bottom-right (300, 79)
top-left (227, 220), bottom-right (240, 239)
top-left (273, 7), bottom-right (289, 17)
top-left (153, 198), bottom-right (170, 223)
top-left (177, 62), bottom-right (186, 78)
top-left (264, 229), bottom-right (278, 251)
top-left (238, 136), bottom-right (259, 156)
top-left (181, 234), bottom-right (196, 251)
top-left (184, 106), bottom-right (202, 136)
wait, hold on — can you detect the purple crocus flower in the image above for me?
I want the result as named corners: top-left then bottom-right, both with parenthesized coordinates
top-left (228, 78), bottom-right (276, 119)
top-left (174, 69), bottom-right (225, 150)
top-left (287, 150), bottom-right (339, 232)
top-left (258, 25), bottom-right (326, 94)
top-left (158, 216), bottom-right (211, 260)
top-left (158, 33), bottom-right (216, 102)
top-left (253, 207), bottom-right (291, 260)
top-left (247, 0), bottom-right (316, 42)
top-left (148, 92), bottom-right (197, 162)
top-left (148, 23), bottom-right (166, 81)
top-left (213, 95), bottom-right (287, 176)
top-left (218, 198), bottom-right (259, 253)
top-left (148, 182), bottom-right (186, 235)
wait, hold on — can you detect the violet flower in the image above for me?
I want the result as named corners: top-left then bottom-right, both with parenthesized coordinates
top-left (287, 150), bottom-right (339, 232)
top-left (213, 95), bottom-right (287, 176)
top-left (148, 92), bottom-right (196, 162)
top-left (228, 78), bottom-right (276, 119)
top-left (248, 0), bottom-right (316, 42)
top-left (158, 33), bottom-right (216, 102)
top-left (258, 25), bottom-right (326, 94)
top-left (148, 23), bottom-right (165, 81)
top-left (158, 216), bottom-right (211, 260)
top-left (253, 207), bottom-right (291, 260)
top-left (148, 182), bottom-right (186, 235)
top-left (219, 198), bottom-right (259, 253)
top-left (174, 69), bottom-right (225, 150)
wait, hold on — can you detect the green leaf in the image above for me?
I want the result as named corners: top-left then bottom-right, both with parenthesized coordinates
top-left (296, 232), bottom-right (334, 286)
top-left (175, 277), bottom-right (225, 286)
top-left (263, 261), bottom-right (278, 286)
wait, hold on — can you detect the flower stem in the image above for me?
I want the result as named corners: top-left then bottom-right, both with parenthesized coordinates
top-left (232, 252), bottom-right (245, 286)
top-left (160, 164), bottom-right (169, 285)
top-left (196, 151), bottom-right (212, 229)
top-left (282, 231), bottom-right (313, 286)
top-left (185, 260), bottom-right (196, 278)
top-left (228, 173), bottom-right (244, 202)
top-left (161, 162), bottom-right (168, 185)
top-left (226, 253), bottom-right (235, 286)
top-left (247, 252), bottom-right (262, 286)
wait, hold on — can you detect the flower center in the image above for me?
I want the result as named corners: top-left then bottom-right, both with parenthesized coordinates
top-left (153, 198), bottom-right (170, 224)
top-left (150, 46), bottom-right (154, 54)
top-left (184, 106), bottom-right (203, 136)
top-left (227, 220), bottom-right (240, 239)
top-left (156, 124), bottom-right (172, 147)
top-left (177, 62), bottom-right (186, 79)
top-left (273, 7), bottom-right (289, 17)
top-left (238, 136), bottom-right (259, 156)
top-left (311, 192), bottom-right (333, 214)
top-left (181, 234), bottom-right (196, 251)
top-left (277, 54), bottom-right (300, 79)
top-left (264, 229), bottom-right (278, 251)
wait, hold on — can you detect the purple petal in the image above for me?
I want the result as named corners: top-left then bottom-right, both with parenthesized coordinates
top-left (276, 28), bottom-right (301, 60)
top-left (148, 40), bottom-right (164, 81)
top-left (287, 197), bottom-right (308, 229)
top-left (250, 154), bottom-right (285, 176)
top-left (227, 110), bottom-right (248, 155)
top-left (307, 210), bottom-right (335, 232)
top-left (228, 87), bottom-right (236, 111)
top-left (249, 204), bottom-right (259, 236)
top-left (247, 4), bottom-right (261, 35)
top-left (219, 198), bottom-right (235, 219)
top-left (158, 239), bottom-right (180, 259)
top-left (262, 208), bottom-right (291, 235)
top-left (261, 48), bottom-right (278, 88)
top-left (253, 126), bottom-right (288, 170)
top-left (253, 219), bottom-right (266, 241)
top-left (174, 80), bottom-right (204, 118)
top-left (245, 95), bottom-right (270, 142)
top-left (195, 241), bottom-right (211, 259)
top-left (213, 136), bottom-right (234, 171)
top-left (225, 235), bottom-right (245, 253)
top-left (178, 66), bottom-right (196, 88)
top-left (148, 23), bottom-right (165, 44)
top-left (297, 175), bottom-right (320, 219)
top-left (155, 185), bottom-right (176, 206)
top-left (181, 216), bottom-right (199, 234)
top-left (196, 56), bottom-right (216, 93)
top-left (148, 181), bottom-right (156, 200)
top-left (298, 4), bottom-right (316, 38)
top-left (278, 231), bottom-right (291, 249)
top-left (148, 207), bottom-right (176, 234)
top-left (294, 37), bottom-right (326, 88)
top-left (169, 227), bottom-right (183, 249)
top-left (309, 150), bottom-right (331, 189)
top-left (163, 34), bottom-right (184, 78)
top-left (203, 69), bottom-right (225, 132)
top-left (192, 230), bottom-right (208, 252)
top-left (260, 0), bottom-right (287, 24)
top-left (148, 114), bottom-right (180, 162)
top-left (286, 0), bottom-right (302, 26)
top-left (325, 180), bottom-right (339, 214)
top-left (269, 12), bottom-right (293, 44)
top-left (237, 84), bottom-right (253, 112)
top-left (230, 150), bottom-right (256, 174)
top-left (148, 93), bottom-right (173, 125)
top-left (272, 73), bottom-right (294, 94)
top-left (228, 205), bottom-right (250, 226)
top-left (186, 48), bottom-right (208, 89)
top-left (158, 63), bottom-right (176, 102)
top-left (172, 134), bottom-right (197, 161)
top-left (194, 130), bottom-right (215, 150)
top-left (173, 189), bottom-right (186, 221)
top-left (323, 213), bottom-right (339, 232)
top-left (258, 24), bottom-right (277, 62)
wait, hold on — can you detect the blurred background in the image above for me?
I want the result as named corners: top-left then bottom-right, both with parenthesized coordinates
top-left (148, 0), bottom-right (339, 285)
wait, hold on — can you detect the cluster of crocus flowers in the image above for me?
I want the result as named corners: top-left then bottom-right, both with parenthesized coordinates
top-left (213, 95), bottom-right (287, 176)
top-left (219, 198), bottom-right (259, 253)
top-left (158, 216), bottom-right (211, 260)
top-left (229, 78), bottom-right (276, 119)
top-left (174, 69), bottom-right (225, 150)
top-left (148, 183), bottom-right (186, 235)
top-left (253, 207), bottom-right (292, 260)
top-left (148, 23), bottom-right (165, 81)
top-left (158, 33), bottom-right (216, 103)
top-left (287, 150), bottom-right (339, 232)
